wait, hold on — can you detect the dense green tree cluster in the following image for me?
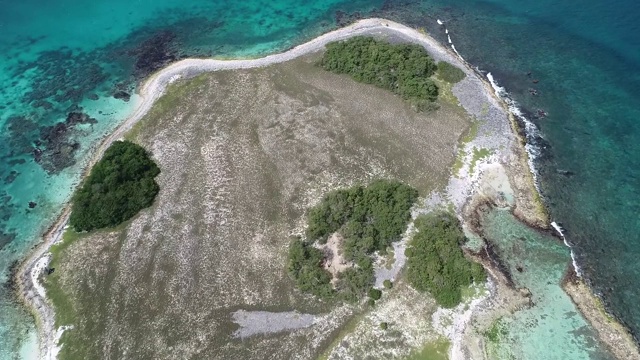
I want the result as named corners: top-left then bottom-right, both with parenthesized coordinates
top-left (406, 211), bottom-right (486, 308)
top-left (69, 140), bottom-right (160, 231)
top-left (288, 180), bottom-right (419, 301)
top-left (306, 180), bottom-right (419, 261)
top-left (436, 61), bottom-right (466, 84)
top-left (319, 36), bottom-right (439, 111)
top-left (287, 239), bottom-right (334, 298)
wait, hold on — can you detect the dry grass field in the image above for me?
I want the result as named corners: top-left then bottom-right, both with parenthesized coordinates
top-left (47, 53), bottom-right (471, 359)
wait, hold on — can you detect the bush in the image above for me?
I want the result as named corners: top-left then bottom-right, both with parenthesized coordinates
top-left (406, 211), bottom-right (486, 308)
top-left (319, 37), bottom-right (439, 110)
top-left (306, 180), bottom-right (419, 259)
top-left (69, 140), bottom-right (160, 231)
top-left (383, 279), bottom-right (393, 289)
top-left (437, 61), bottom-right (466, 84)
top-left (289, 180), bottom-right (419, 301)
top-left (368, 288), bottom-right (382, 300)
top-left (380, 322), bottom-right (389, 330)
top-left (287, 238), bottom-right (334, 298)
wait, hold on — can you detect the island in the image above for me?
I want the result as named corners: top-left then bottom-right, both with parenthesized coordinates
top-left (15, 18), bottom-right (639, 360)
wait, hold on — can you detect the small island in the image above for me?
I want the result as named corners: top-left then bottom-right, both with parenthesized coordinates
top-left (16, 18), bottom-right (638, 360)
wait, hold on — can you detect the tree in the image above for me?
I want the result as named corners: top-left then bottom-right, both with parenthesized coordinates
top-left (406, 211), bottom-right (486, 308)
top-left (69, 140), bottom-right (160, 231)
top-left (319, 37), bottom-right (439, 111)
top-left (289, 180), bottom-right (419, 301)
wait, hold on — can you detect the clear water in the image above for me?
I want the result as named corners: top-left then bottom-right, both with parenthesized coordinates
top-left (1, 0), bottom-right (639, 358)
top-left (481, 209), bottom-right (612, 360)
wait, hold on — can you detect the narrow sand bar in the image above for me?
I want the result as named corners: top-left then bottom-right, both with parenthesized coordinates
top-left (14, 17), bottom-right (637, 360)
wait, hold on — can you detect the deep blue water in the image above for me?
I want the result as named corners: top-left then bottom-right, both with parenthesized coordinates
top-left (0, 0), bottom-right (639, 357)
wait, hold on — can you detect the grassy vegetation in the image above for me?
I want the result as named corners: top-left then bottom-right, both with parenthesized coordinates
top-left (436, 61), bottom-right (466, 84)
top-left (407, 338), bottom-right (451, 360)
top-left (43, 229), bottom-right (84, 327)
top-left (406, 211), bottom-right (486, 308)
top-left (319, 36), bottom-right (439, 111)
top-left (288, 180), bottom-right (418, 301)
top-left (69, 140), bottom-right (160, 231)
top-left (484, 317), bottom-right (508, 344)
top-left (125, 75), bottom-right (208, 141)
top-left (469, 147), bottom-right (492, 174)
top-left (452, 120), bottom-right (480, 176)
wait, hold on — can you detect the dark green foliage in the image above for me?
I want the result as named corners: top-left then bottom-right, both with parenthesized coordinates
top-left (287, 238), bottom-right (334, 298)
top-left (383, 279), bottom-right (393, 289)
top-left (306, 179), bottom-right (419, 261)
top-left (289, 180), bottom-right (418, 301)
top-left (406, 211), bottom-right (486, 308)
top-left (319, 37), bottom-right (439, 111)
top-left (380, 322), bottom-right (389, 330)
top-left (436, 61), bottom-right (466, 84)
top-left (69, 140), bottom-right (160, 231)
top-left (368, 288), bottom-right (382, 300)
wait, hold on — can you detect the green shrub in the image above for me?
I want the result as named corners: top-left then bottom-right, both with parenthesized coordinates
top-left (406, 211), bottom-right (486, 308)
top-left (289, 180), bottom-right (419, 301)
top-left (69, 140), bottom-right (160, 231)
top-left (319, 37), bottom-right (439, 110)
top-left (380, 322), bottom-right (389, 330)
top-left (383, 279), bottom-right (393, 289)
top-left (306, 180), bottom-right (419, 258)
top-left (436, 61), bottom-right (466, 84)
top-left (287, 238), bottom-right (334, 298)
top-left (368, 288), bottom-right (382, 300)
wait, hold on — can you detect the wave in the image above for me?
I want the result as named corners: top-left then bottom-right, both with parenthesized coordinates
top-left (486, 72), bottom-right (583, 278)
top-left (552, 222), bottom-right (583, 277)
top-left (435, 18), bottom-right (581, 278)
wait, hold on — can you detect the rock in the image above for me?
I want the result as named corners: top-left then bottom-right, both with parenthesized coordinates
top-left (46, 267), bottom-right (55, 275)
top-left (519, 287), bottom-right (532, 297)
top-left (113, 90), bottom-right (131, 102)
top-left (87, 93), bottom-right (99, 101)
top-left (28, 201), bottom-right (37, 209)
top-left (65, 111), bottom-right (97, 126)
top-left (557, 169), bottom-right (575, 177)
top-left (516, 265), bottom-right (524, 272)
top-left (4, 171), bottom-right (19, 185)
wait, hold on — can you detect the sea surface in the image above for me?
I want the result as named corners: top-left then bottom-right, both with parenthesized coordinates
top-left (0, 0), bottom-right (638, 358)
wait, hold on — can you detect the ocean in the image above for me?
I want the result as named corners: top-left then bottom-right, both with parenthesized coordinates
top-left (0, 0), bottom-right (638, 358)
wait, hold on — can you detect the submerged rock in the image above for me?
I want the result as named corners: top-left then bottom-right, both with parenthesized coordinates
top-left (36, 111), bottom-right (96, 173)
top-left (113, 91), bottom-right (131, 102)
top-left (129, 30), bottom-right (178, 78)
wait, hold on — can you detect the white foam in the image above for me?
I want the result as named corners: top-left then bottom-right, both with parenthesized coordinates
top-left (448, 35), bottom-right (452, 44)
top-left (437, 19), bottom-right (444, 25)
top-left (450, 45), bottom-right (464, 60)
top-left (445, 28), bottom-right (449, 34)
top-left (486, 73), bottom-right (542, 191)
top-left (31, 255), bottom-right (51, 299)
top-left (552, 222), bottom-right (583, 277)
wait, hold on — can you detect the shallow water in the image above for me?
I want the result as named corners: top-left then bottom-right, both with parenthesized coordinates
top-left (481, 209), bottom-right (613, 360)
top-left (1, 0), bottom-right (639, 357)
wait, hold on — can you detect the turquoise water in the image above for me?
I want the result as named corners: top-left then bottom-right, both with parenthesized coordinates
top-left (481, 209), bottom-right (612, 360)
top-left (1, 0), bottom-right (639, 358)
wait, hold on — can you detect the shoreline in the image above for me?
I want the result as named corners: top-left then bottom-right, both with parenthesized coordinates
top-left (13, 17), bottom-right (637, 360)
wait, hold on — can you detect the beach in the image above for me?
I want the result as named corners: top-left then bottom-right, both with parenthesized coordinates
top-left (14, 17), bottom-right (637, 360)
